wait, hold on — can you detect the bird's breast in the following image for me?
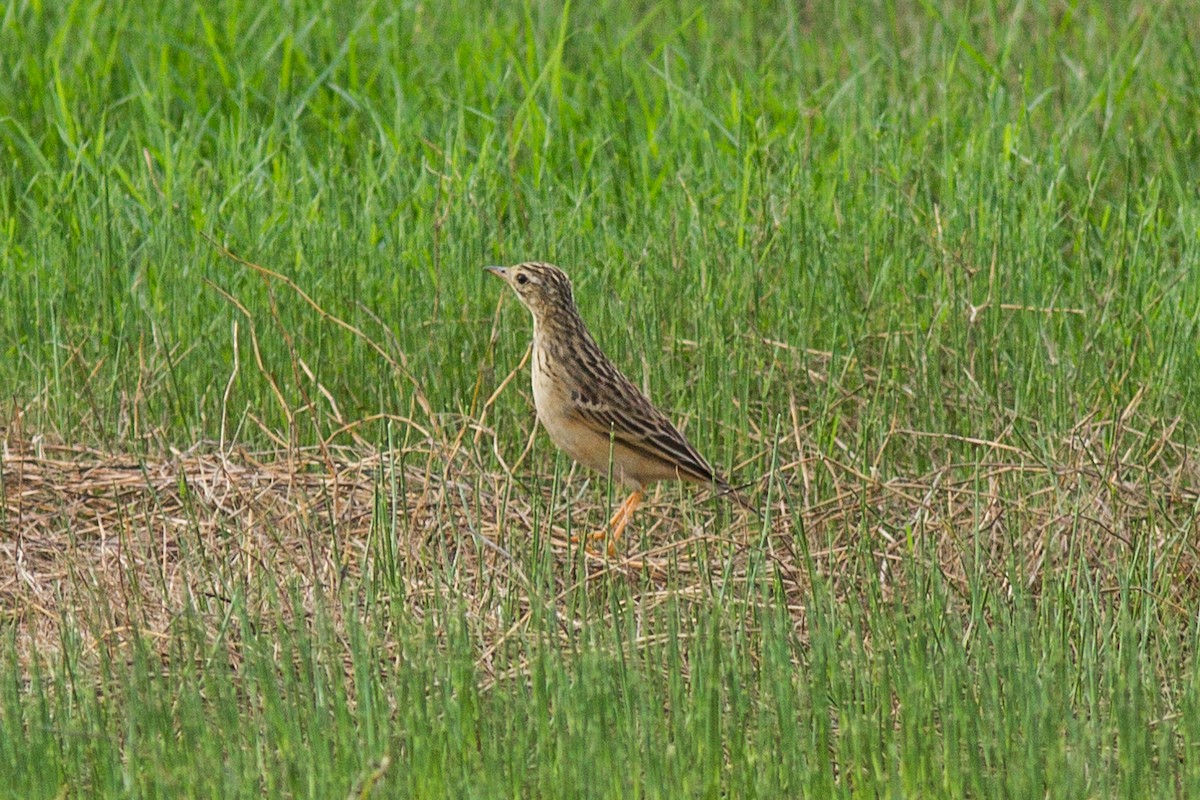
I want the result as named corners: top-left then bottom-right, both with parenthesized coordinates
top-left (531, 343), bottom-right (573, 436)
top-left (531, 342), bottom-right (610, 473)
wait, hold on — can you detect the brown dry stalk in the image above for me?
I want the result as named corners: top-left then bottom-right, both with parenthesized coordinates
top-left (3, 405), bottom-right (1198, 680)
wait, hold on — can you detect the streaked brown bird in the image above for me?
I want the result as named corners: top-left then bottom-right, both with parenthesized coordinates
top-left (486, 262), bottom-right (748, 553)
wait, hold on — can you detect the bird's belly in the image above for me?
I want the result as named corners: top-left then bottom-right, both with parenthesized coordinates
top-left (540, 408), bottom-right (611, 472)
top-left (533, 382), bottom-right (607, 470)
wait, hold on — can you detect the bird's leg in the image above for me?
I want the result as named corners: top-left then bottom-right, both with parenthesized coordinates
top-left (573, 490), bottom-right (645, 556)
top-left (605, 490), bottom-right (643, 552)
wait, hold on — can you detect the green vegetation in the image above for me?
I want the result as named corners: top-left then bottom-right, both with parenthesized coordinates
top-left (5, 563), bottom-right (1197, 798)
top-left (2, 0), bottom-right (1198, 796)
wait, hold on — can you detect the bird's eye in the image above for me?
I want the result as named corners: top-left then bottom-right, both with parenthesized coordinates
top-left (515, 273), bottom-right (529, 285)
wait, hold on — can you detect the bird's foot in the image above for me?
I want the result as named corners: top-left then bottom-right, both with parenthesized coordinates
top-left (569, 490), bottom-right (644, 558)
top-left (570, 529), bottom-right (618, 557)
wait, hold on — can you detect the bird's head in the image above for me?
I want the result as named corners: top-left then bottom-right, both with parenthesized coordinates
top-left (484, 262), bottom-right (578, 324)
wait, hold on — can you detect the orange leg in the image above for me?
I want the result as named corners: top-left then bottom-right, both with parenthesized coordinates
top-left (605, 490), bottom-right (644, 554)
top-left (573, 490), bottom-right (645, 556)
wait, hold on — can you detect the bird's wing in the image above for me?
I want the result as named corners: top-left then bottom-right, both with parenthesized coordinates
top-left (570, 386), bottom-right (724, 488)
top-left (570, 395), bottom-right (757, 511)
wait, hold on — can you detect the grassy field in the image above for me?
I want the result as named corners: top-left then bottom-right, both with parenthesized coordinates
top-left (3, 0), bottom-right (1199, 796)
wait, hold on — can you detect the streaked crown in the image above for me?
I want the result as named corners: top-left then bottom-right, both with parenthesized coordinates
top-left (484, 262), bottom-right (580, 327)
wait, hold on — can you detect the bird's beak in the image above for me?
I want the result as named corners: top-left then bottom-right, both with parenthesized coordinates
top-left (483, 266), bottom-right (507, 279)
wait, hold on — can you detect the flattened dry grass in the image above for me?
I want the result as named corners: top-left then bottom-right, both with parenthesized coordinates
top-left (5, 391), bottom-right (1197, 681)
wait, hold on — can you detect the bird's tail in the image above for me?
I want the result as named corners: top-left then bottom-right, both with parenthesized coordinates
top-left (715, 479), bottom-right (760, 517)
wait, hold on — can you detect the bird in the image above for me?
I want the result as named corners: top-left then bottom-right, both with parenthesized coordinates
top-left (485, 261), bottom-right (749, 554)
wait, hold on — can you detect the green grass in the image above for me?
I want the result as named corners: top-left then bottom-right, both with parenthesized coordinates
top-left (4, 0), bottom-right (1198, 448)
top-left (5, 551), bottom-right (1198, 798)
top-left (2, 0), bottom-right (1199, 796)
